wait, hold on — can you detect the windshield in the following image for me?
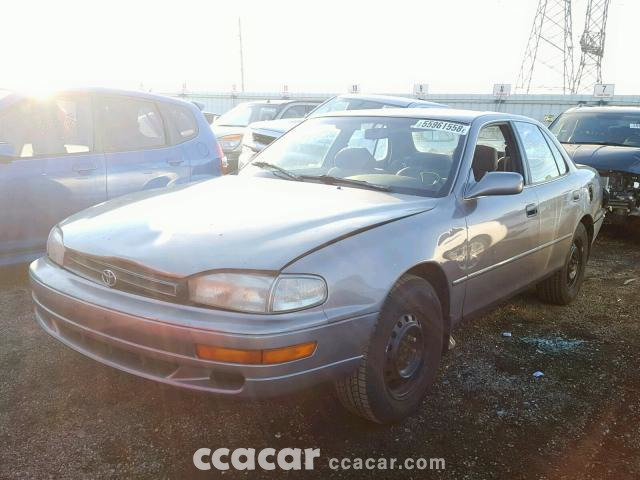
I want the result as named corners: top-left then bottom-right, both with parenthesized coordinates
top-left (216, 103), bottom-right (280, 127)
top-left (309, 97), bottom-right (392, 117)
top-left (240, 116), bottom-right (468, 197)
top-left (550, 111), bottom-right (640, 148)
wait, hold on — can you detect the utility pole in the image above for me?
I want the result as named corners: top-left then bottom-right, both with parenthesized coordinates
top-left (238, 17), bottom-right (245, 93)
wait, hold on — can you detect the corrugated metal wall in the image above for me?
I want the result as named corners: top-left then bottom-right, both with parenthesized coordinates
top-left (171, 91), bottom-right (640, 124)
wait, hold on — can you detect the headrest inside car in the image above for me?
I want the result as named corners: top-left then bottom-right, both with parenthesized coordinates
top-left (333, 147), bottom-right (376, 171)
top-left (472, 145), bottom-right (499, 181)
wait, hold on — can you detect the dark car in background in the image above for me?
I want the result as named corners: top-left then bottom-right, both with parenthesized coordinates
top-left (238, 94), bottom-right (448, 169)
top-left (0, 88), bottom-right (224, 267)
top-left (212, 99), bottom-right (321, 172)
top-left (550, 106), bottom-right (640, 230)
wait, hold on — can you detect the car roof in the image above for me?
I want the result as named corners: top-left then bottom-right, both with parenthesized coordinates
top-left (2, 87), bottom-right (197, 109)
top-left (316, 107), bottom-right (536, 124)
top-left (240, 99), bottom-right (319, 107)
top-left (563, 105), bottom-right (640, 114)
top-left (335, 93), bottom-right (444, 107)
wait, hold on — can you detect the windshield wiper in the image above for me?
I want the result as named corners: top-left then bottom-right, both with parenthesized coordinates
top-left (299, 174), bottom-right (391, 192)
top-left (251, 161), bottom-right (301, 181)
top-left (566, 141), bottom-right (634, 148)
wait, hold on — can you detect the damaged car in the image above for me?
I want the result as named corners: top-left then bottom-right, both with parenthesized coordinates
top-left (550, 106), bottom-right (640, 230)
top-left (30, 109), bottom-right (604, 423)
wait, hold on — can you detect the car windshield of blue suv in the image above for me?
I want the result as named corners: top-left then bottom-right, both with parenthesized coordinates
top-left (550, 111), bottom-right (640, 148)
top-left (240, 116), bottom-right (468, 197)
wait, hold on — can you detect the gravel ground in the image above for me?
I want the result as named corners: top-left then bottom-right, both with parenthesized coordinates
top-left (0, 227), bottom-right (639, 479)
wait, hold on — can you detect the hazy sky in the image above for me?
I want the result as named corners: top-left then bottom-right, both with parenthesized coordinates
top-left (2, 0), bottom-right (639, 95)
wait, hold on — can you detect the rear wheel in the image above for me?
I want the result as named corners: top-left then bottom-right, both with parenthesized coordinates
top-left (335, 275), bottom-right (443, 423)
top-left (537, 223), bottom-right (589, 305)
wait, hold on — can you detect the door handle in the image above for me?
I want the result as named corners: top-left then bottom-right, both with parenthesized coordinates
top-left (526, 203), bottom-right (538, 217)
top-left (167, 159), bottom-right (184, 166)
top-left (73, 165), bottom-right (97, 175)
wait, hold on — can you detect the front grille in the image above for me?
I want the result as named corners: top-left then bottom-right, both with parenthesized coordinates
top-left (56, 321), bottom-right (178, 377)
top-left (64, 250), bottom-right (186, 301)
top-left (252, 132), bottom-right (277, 147)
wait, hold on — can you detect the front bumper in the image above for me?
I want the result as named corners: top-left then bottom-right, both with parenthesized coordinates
top-left (30, 258), bottom-right (376, 397)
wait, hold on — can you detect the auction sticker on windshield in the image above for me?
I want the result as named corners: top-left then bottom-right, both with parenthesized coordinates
top-left (412, 120), bottom-right (470, 135)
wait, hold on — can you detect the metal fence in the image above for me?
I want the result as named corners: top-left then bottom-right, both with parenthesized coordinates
top-left (169, 91), bottom-right (640, 124)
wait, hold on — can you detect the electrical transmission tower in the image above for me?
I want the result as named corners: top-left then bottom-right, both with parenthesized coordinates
top-left (516, 0), bottom-right (574, 94)
top-left (572, 0), bottom-right (611, 92)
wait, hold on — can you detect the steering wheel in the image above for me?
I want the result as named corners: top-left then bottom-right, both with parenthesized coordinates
top-left (396, 166), bottom-right (441, 187)
top-left (623, 134), bottom-right (640, 146)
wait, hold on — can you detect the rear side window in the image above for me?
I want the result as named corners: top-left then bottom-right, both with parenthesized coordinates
top-left (101, 96), bottom-right (165, 152)
top-left (159, 103), bottom-right (198, 144)
top-left (515, 122), bottom-right (560, 183)
top-left (543, 133), bottom-right (569, 175)
top-left (0, 96), bottom-right (93, 158)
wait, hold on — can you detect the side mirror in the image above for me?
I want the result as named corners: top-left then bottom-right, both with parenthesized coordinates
top-left (0, 142), bottom-right (16, 164)
top-left (465, 171), bottom-right (524, 199)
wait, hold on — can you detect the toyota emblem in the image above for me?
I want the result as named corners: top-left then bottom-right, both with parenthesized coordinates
top-left (101, 269), bottom-right (117, 288)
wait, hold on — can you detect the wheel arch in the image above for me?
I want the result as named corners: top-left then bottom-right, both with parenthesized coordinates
top-left (401, 262), bottom-right (452, 353)
top-left (580, 214), bottom-right (594, 256)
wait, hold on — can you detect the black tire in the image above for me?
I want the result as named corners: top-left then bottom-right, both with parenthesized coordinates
top-left (335, 275), bottom-right (444, 423)
top-left (537, 223), bottom-right (589, 305)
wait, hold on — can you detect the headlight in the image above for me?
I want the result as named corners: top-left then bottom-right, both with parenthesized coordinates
top-left (188, 273), bottom-right (327, 313)
top-left (217, 134), bottom-right (243, 152)
top-left (271, 276), bottom-right (327, 312)
top-left (46, 227), bottom-right (65, 266)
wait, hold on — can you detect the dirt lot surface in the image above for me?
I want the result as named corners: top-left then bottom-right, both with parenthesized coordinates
top-left (1, 227), bottom-right (639, 479)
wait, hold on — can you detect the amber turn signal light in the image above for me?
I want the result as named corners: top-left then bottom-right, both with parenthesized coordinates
top-left (196, 342), bottom-right (316, 365)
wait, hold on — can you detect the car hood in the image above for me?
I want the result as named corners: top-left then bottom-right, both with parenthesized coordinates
top-left (249, 118), bottom-right (303, 136)
top-left (563, 143), bottom-right (640, 175)
top-left (211, 124), bottom-right (245, 139)
top-left (59, 175), bottom-right (437, 276)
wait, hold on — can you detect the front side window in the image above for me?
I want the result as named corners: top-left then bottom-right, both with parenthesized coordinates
top-left (515, 122), bottom-right (560, 183)
top-left (280, 104), bottom-right (309, 119)
top-left (102, 97), bottom-right (165, 152)
top-left (550, 111), bottom-right (640, 148)
top-left (0, 96), bottom-right (93, 158)
top-left (242, 116), bottom-right (468, 197)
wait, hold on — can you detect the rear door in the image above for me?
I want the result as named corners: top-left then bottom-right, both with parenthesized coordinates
top-left (157, 101), bottom-right (215, 182)
top-left (0, 94), bottom-right (106, 264)
top-left (514, 122), bottom-right (578, 273)
top-left (98, 95), bottom-right (190, 199)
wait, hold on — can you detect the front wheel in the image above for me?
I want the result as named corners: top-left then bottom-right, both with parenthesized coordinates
top-left (335, 275), bottom-right (444, 423)
top-left (537, 223), bottom-right (589, 305)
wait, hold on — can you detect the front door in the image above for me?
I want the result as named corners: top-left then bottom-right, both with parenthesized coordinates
top-left (462, 123), bottom-right (541, 317)
top-left (0, 94), bottom-right (106, 265)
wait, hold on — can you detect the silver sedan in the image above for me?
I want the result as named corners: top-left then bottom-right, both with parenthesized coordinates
top-left (30, 109), bottom-right (605, 423)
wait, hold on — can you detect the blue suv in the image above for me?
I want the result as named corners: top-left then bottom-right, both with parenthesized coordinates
top-left (0, 88), bottom-right (224, 267)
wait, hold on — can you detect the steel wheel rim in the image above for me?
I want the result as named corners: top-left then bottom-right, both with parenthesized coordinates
top-left (384, 314), bottom-right (425, 399)
top-left (567, 241), bottom-right (582, 288)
